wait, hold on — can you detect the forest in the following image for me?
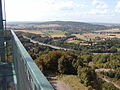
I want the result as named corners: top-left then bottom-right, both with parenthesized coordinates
top-left (16, 32), bottom-right (120, 90)
top-left (17, 31), bottom-right (118, 53)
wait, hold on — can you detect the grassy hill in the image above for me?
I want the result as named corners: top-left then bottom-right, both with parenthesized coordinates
top-left (8, 21), bottom-right (120, 33)
top-left (28, 21), bottom-right (117, 33)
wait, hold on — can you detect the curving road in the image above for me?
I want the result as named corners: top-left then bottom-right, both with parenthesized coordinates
top-left (23, 35), bottom-right (70, 51)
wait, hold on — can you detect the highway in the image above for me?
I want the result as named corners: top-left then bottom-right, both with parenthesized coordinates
top-left (23, 35), bottom-right (70, 51)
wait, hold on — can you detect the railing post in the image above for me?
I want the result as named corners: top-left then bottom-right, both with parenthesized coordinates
top-left (0, 0), bottom-right (6, 90)
top-left (0, 0), bottom-right (5, 62)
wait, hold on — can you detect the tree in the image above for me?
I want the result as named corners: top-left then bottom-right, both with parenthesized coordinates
top-left (72, 56), bottom-right (84, 70)
top-left (58, 55), bottom-right (74, 74)
top-left (77, 66), bottom-right (101, 89)
top-left (82, 54), bottom-right (92, 63)
top-left (58, 56), bottom-right (67, 74)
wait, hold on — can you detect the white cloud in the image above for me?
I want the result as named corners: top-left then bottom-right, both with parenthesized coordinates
top-left (115, 1), bottom-right (120, 13)
top-left (5, 0), bottom-right (87, 21)
top-left (43, 0), bottom-right (56, 4)
top-left (52, 1), bottom-right (87, 11)
top-left (69, 9), bottom-right (108, 16)
top-left (53, 1), bottom-right (76, 10)
top-left (85, 9), bottom-right (108, 15)
top-left (5, 0), bottom-right (117, 23)
top-left (92, 0), bottom-right (108, 8)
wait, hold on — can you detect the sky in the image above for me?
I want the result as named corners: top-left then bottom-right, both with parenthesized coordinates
top-left (4, 0), bottom-right (120, 23)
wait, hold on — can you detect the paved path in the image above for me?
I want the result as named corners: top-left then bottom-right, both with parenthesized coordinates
top-left (98, 74), bottom-right (120, 89)
top-left (95, 68), bottom-right (114, 72)
top-left (95, 69), bottom-right (120, 89)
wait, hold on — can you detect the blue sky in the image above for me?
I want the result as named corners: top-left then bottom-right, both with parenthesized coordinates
top-left (5, 0), bottom-right (120, 23)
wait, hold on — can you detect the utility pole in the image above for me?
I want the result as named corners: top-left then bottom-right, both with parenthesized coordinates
top-left (0, 0), bottom-right (5, 62)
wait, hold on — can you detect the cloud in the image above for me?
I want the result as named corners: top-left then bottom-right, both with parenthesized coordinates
top-left (70, 9), bottom-right (108, 16)
top-left (5, 0), bottom-right (87, 21)
top-left (115, 1), bottom-right (120, 13)
top-left (54, 1), bottom-right (76, 10)
top-left (43, 0), bottom-right (56, 4)
top-left (52, 1), bottom-right (87, 11)
top-left (92, 0), bottom-right (108, 8)
top-left (84, 9), bottom-right (108, 15)
top-left (6, 0), bottom-right (115, 22)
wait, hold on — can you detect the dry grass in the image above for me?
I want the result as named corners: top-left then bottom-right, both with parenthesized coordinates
top-left (73, 33), bottom-right (120, 41)
top-left (73, 33), bottom-right (99, 40)
top-left (15, 30), bottom-right (43, 35)
top-left (95, 28), bottom-right (120, 32)
top-left (73, 28), bottom-right (120, 41)
top-left (51, 35), bottom-right (66, 38)
top-left (15, 30), bottom-right (66, 38)
top-left (56, 75), bottom-right (88, 90)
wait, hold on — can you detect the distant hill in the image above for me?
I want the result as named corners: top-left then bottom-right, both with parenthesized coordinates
top-left (34, 21), bottom-right (112, 33)
top-left (8, 21), bottom-right (120, 33)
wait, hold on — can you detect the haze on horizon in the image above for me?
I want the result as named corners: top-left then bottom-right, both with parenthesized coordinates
top-left (5, 0), bottom-right (120, 23)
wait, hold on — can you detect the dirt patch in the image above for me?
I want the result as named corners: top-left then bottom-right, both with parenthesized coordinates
top-left (48, 76), bottom-right (72, 90)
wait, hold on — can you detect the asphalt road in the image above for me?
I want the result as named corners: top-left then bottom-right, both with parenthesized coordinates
top-left (23, 35), bottom-right (70, 51)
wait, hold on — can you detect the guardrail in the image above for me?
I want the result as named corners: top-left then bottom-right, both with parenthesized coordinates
top-left (11, 30), bottom-right (54, 90)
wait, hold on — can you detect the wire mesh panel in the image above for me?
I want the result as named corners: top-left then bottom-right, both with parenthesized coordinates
top-left (11, 30), bottom-right (54, 90)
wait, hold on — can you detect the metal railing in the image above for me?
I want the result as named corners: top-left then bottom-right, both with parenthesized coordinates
top-left (11, 30), bottom-right (54, 90)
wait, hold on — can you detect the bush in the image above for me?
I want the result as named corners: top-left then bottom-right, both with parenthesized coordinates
top-left (102, 82), bottom-right (119, 90)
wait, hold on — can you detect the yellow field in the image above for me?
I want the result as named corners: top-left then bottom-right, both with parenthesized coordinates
top-left (95, 28), bottom-right (120, 32)
top-left (50, 35), bottom-right (66, 38)
top-left (73, 33), bottom-right (98, 40)
top-left (15, 30), bottom-right (44, 35)
top-left (15, 30), bottom-right (66, 38)
top-left (73, 32), bottom-right (120, 41)
top-left (67, 40), bottom-right (80, 44)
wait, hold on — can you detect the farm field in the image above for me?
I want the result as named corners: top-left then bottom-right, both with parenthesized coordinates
top-left (94, 28), bottom-right (120, 32)
top-left (41, 30), bottom-right (66, 38)
top-left (15, 30), bottom-right (44, 35)
top-left (73, 33), bottom-right (120, 41)
top-left (15, 29), bottom-right (120, 42)
top-left (15, 30), bottom-right (66, 38)
top-left (41, 30), bottom-right (65, 35)
top-left (73, 33), bottom-right (105, 40)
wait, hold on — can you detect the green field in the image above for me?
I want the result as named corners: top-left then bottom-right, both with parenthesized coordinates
top-left (41, 30), bottom-right (65, 35)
